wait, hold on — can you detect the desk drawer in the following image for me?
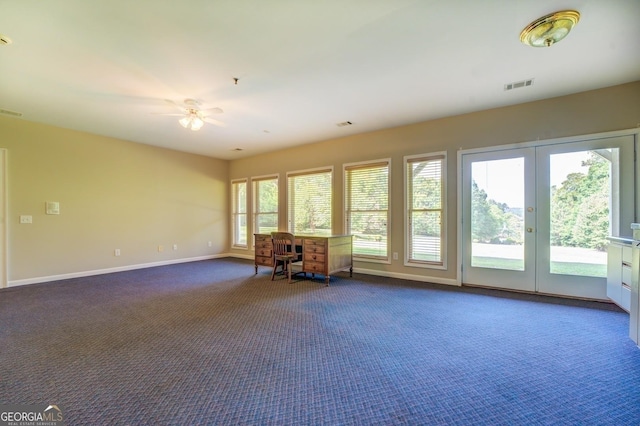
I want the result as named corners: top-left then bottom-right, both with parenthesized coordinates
top-left (256, 248), bottom-right (272, 258)
top-left (255, 234), bottom-right (271, 244)
top-left (304, 252), bottom-right (325, 263)
top-left (304, 261), bottom-right (325, 273)
top-left (304, 241), bottom-right (326, 254)
top-left (256, 255), bottom-right (273, 267)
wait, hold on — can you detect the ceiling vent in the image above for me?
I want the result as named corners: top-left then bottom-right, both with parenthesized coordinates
top-left (336, 121), bottom-right (353, 127)
top-left (504, 79), bottom-right (534, 91)
top-left (0, 108), bottom-right (22, 117)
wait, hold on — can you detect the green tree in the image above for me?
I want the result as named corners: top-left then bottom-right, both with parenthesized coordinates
top-left (550, 152), bottom-right (610, 250)
top-left (470, 181), bottom-right (524, 244)
top-left (471, 181), bottom-right (502, 243)
top-left (293, 173), bottom-right (331, 233)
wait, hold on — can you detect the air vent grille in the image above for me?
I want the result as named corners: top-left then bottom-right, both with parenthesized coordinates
top-left (0, 108), bottom-right (22, 117)
top-left (504, 79), bottom-right (534, 91)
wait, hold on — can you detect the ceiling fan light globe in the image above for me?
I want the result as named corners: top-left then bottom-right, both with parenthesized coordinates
top-left (191, 117), bottom-right (204, 131)
top-left (179, 117), bottom-right (191, 128)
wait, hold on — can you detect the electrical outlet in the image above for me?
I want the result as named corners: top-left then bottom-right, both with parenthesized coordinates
top-left (173, 244), bottom-right (178, 251)
top-left (208, 241), bottom-right (212, 247)
top-left (114, 249), bottom-right (121, 256)
top-left (158, 245), bottom-right (164, 252)
top-left (393, 252), bottom-right (398, 260)
top-left (19, 215), bottom-right (33, 224)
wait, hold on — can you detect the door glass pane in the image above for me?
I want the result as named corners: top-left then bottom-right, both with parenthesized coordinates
top-left (549, 150), bottom-right (613, 277)
top-left (471, 158), bottom-right (525, 271)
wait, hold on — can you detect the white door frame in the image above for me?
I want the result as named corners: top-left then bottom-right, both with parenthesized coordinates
top-left (0, 149), bottom-right (6, 288)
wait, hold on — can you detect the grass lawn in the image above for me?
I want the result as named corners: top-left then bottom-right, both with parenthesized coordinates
top-left (472, 256), bottom-right (606, 278)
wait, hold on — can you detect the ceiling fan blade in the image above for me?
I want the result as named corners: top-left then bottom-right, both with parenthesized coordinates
top-left (202, 107), bottom-right (223, 114)
top-left (164, 99), bottom-right (187, 112)
top-left (203, 117), bottom-right (226, 127)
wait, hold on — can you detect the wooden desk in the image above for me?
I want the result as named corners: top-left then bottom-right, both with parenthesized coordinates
top-left (254, 234), bottom-right (353, 286)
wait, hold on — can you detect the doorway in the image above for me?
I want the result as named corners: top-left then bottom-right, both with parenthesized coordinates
top-left (461, 135), bottom-right (634, 299)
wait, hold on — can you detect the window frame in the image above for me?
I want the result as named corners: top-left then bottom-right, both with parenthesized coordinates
top-left (404, 152), bottom-right (447, 270)
top-left (344, 158), bottom-right (391, 263)
top-left (287, 166), bottom-right (333, 235)
top-left (231, 178), bottom-right (248, 249)
top-left (252, 174), bottom-right (279, 242)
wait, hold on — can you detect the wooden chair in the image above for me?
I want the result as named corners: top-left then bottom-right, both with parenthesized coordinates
top-left (271, 232), bottom-right (301, 283)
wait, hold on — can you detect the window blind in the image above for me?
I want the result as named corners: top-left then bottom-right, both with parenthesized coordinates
top-left (406, 155), bottom-right (444, 265)
top-left (231, 179), bottom-right (247, 247)
top-left (287, 169), bottom-right (332, 235)
top-left (345, 161), bottom-right (389, 260)
top-left (253, 176), bottom-right (278, 235)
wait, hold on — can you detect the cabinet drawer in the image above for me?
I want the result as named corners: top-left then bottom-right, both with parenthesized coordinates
top-left (622, 246), bottom-right (632, 263)
top-left (304, 252), bottom-right (325, 263)
top-left (622, 264), bottom-right (632, 286)
top-left (621, 283), bottom-right (631, 312)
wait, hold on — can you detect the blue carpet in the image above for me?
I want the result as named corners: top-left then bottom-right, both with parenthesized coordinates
top-left (1, 258), bottom-right (639, 425)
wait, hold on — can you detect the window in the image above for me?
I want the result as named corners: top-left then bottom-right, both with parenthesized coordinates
top-left (253, 175), bottom-right (278, 236)
top-left (231, 179), bottom-right (247, 248)
top-left (345, 160), bottom-right (390, 261)
top-left (287, 168), bottom-right (332, 235)
top-left (405, 153), bottom-right (446, 268)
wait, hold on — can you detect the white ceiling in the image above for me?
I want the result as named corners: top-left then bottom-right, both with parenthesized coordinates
top-left (1, 1), bottom-right (639, 160)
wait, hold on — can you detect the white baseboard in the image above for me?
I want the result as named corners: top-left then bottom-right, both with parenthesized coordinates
top-left (7, 254), bottom-right (228, 287)
top-left (230, 253), bottom-right (254, 261)
top-left (352, 267), bottom-right (459, 287)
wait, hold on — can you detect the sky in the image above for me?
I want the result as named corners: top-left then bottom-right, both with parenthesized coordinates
top-left (472, 151), bottom-right (592, 208)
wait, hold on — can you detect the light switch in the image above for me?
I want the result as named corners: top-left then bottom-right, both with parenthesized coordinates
top-left (46, 201), bottom-right (60, 215)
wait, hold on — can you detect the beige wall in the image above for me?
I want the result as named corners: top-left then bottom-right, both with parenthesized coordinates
top-left (1, 81), bottom-right (637, 285)
top-left (1, 117), bottom-right (228, 283)
top-left (229, 81), bottom-right (640, 282)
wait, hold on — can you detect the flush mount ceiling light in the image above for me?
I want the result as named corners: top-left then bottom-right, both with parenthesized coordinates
top-left (520, 10), bottom-right (580, 47)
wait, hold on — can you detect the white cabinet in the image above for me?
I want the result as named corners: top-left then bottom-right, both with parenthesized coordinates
top-left (607, 238), bottom-right (632, 312)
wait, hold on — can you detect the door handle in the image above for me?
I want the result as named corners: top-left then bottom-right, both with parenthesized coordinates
top-left (527, 228), bottom-right (534, 233)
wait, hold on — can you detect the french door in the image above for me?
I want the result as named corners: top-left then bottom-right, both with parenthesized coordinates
top-left (461, 136), bottom-right (634, 299)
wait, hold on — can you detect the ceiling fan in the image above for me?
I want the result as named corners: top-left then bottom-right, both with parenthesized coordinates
top-left (153, 98), bottom-right (225, 131)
